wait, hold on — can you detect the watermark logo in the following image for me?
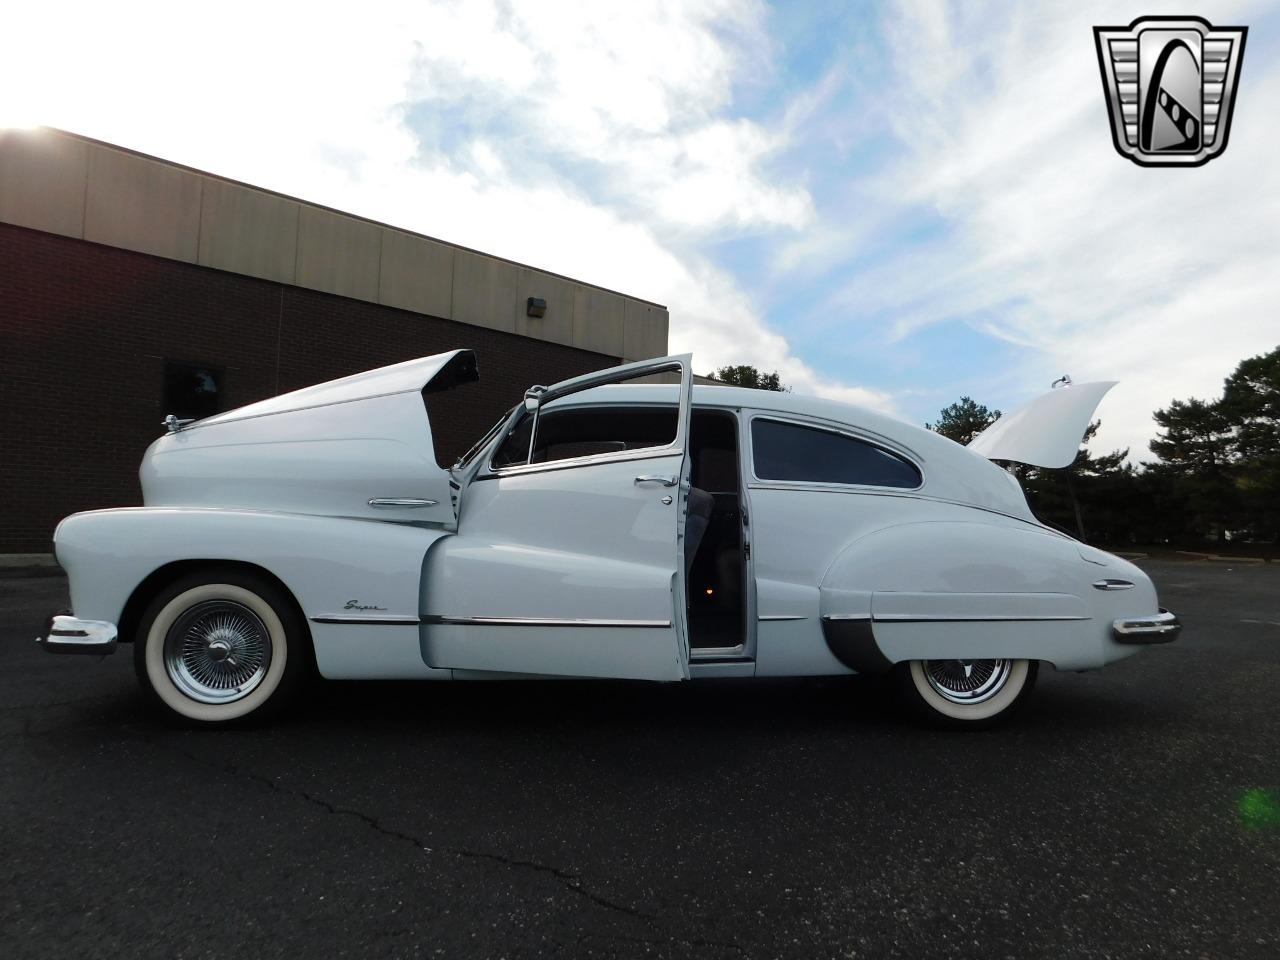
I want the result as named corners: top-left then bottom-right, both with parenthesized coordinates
top-left (1094, 16), bottom-right (1246, 167)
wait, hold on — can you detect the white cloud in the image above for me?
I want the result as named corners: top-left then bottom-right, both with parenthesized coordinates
top-left (824, 0), bottom-right (1280, 457)
top-left (402, 0), bottom-right (813, 234)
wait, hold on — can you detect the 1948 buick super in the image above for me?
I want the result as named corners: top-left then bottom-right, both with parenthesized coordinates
top-left (40, 350), bottom-right (1179, 727)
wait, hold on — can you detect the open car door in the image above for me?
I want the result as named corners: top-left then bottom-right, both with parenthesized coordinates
top-left (420, 355), bottom-right (694, 680)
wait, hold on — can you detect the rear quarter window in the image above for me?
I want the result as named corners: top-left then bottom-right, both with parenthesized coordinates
top-left (751, 419), bottom-right (921, 489)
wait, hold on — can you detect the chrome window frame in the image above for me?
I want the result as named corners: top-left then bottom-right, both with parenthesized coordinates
top-left (744, 412), bottom-right (926, 493)
top-left (478, 359), bottom-right (690, 481)
top-left (453, 405), bottom-right (519, 472)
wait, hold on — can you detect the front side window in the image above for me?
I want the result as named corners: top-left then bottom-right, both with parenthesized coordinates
top-left (751, 419), bottom-right (921, 489)
top-left (492, 405), bottom-right (678, 470)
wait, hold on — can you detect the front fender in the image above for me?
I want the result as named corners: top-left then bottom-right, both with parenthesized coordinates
top-left (54, 507), bottom-right (451, 679)
top-left (818, 520), bottom-right (1151, 671)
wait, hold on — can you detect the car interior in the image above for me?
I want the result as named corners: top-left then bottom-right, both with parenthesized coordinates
top-left (685, 411), bottom-right (746, 653)
top-left (488, 403), bottom-right (747, 654)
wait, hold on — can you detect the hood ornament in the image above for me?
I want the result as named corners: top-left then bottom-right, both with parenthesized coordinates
top-left (163, 414), bottom-right (195, 434)
top-left (1051, 375), bottom-right (1072, 389)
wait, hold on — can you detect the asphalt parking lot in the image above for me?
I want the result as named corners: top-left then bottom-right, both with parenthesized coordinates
top-left (2, 560), bottom-right (1278, 959)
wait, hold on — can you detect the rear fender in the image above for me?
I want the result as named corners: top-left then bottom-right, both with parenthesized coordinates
top-left (818, 520), bottom-right (1123, 672)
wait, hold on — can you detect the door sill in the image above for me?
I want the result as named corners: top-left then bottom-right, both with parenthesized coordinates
top-left (690, 643), bottom-right (745, 660)
top-left (689, 660), bottom-right (755, 679)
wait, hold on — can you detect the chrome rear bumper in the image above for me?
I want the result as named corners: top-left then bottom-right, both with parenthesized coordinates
top-left (1113, 608), bottom-right (1181, 644)
top-left (37, 614), bottom-right (118, 655)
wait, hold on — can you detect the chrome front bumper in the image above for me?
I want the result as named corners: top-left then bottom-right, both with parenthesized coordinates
top-left (37, 614), bottom-right (118, 655)
top-left (1113, 608), bottom-right (1181, 644)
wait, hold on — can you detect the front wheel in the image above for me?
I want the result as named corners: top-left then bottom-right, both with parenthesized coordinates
top-left (893, 658), bottom-right (1038, 728)
top-left (134, 569), bottom-right (309, 725)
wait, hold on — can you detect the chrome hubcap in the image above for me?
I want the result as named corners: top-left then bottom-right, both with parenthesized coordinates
top-left (163, 600), bottom-right (271, 704)
top-left (923, 658), bottom-right (1013, 705)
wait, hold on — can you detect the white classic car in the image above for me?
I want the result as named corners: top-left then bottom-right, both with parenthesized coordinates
top-left (40, 350), bottom-right (1179, 727)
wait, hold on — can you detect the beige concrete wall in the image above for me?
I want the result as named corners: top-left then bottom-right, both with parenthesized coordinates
top-left (451, 249), bottom-right (518, 334)
top-left (84, 147), bottom-right (203, 262)
top-left (515, 267), bottom-right (575, 347)
top-left (379, 229), bottom-right (453, 319)
top-left (198, 179), bottom-right (299, 283)
top-left (573, 287), bottom-right (625, 357)
top-left (0, 130), bottom-right (88, 237)
top-left (0, 128), bottom-right (669, 360)
top-left (295, 206), bottom-right (382, 302)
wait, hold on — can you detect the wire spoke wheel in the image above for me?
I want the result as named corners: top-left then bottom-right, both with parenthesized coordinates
top-left (163, 600), bottom-right (272, 704)
top-left (899, 657), bottom-right (1035, 727)
top-left (921, 658), bottom-right (1014, 705)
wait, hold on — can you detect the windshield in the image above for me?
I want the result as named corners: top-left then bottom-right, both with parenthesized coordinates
top-left (453, 406), bottom-right (517, 471)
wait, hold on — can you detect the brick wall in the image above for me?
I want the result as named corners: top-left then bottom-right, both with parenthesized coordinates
top-left (0, 223), bottom-right (620, 553)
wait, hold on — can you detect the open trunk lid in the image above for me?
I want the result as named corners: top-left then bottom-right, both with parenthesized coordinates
top-left (968, 381), bottom-right (1117, 468)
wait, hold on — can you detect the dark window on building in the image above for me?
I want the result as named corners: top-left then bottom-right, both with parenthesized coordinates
top-left (492, 405), bottom-right (678, 469)
top-left (163, 361), bottom-right (223, 421)
top-left (751, 418), bottom-right (921, 488)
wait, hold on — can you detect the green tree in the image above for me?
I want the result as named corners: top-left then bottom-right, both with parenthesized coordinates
top-left (1147, 397), bottom-right (1238, 543)
top-left (925, 397), bottom-right (1002, 445)
top-left (1219, 346), bottom-right (1280, 540)
top-left (711, 365), bottom-right (788, 391)
top-left (1023, 420), bottom-right (1132, 543)
top-left (926, 396), bottom-right (1132, 542)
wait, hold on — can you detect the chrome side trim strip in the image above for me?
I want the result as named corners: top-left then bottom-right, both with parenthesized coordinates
top-left (311, 615), bottom-right (421, 626)
top-left (1093, 579), bottom-right (1135, 591)
top-left (871, 613), bottom-right (1088, 623)
top-left (368, 498), bottom-right (438, 508)
top-left (758, 614), bottom-right (807, 622)
top-left (420, 615), bottom-right (671, 628)
top-left (821, 613), bottom-right (871, 622)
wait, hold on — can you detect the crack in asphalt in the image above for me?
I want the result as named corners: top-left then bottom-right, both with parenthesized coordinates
top-left (577, 931), bottom-right (748, 956)
top-left (152, 735), bottom-right (658, 925)
top-left (3, 701), bottom-right (743, 953)
top-left (455, 847), bottom-right (654, 920)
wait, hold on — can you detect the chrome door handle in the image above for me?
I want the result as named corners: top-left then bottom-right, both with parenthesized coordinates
top-left (368, 498), bottom-right (438, 508)
top-left (634, 475), bottom-right (678, 487)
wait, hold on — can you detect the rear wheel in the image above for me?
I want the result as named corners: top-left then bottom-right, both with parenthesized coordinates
top-left (894, 658), bottom-right (1037, 728)
top-left (134, 569), bottom-right (309, 725)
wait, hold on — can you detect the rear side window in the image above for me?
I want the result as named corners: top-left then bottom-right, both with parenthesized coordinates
top-left (751, 419), bottom-right (921, 489)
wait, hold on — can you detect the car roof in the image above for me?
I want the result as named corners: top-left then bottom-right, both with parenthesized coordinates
top-left (552, 383), bottom-right (1037, 522)
top-left (555, 383), bottom-right (912, 443)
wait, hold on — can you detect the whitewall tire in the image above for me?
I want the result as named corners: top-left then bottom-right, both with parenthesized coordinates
top-left (894, 658), bottom-right (1038, 728)
top-left (134, 570), bottom-right (309, 725)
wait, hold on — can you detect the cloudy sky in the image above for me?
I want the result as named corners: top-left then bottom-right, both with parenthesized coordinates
top-left (4, 0), bottom-right (1277, 459)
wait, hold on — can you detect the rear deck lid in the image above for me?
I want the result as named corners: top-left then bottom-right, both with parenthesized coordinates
top-left (968, 381), bottom-right (1117, 468)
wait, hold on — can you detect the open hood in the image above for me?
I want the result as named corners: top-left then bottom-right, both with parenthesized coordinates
top-left (142, 350), bottom-right (479, 528)
top-left (968, 381), bottom-right (1117, 468)
top-left (195, 349), bottom-right (478, 429)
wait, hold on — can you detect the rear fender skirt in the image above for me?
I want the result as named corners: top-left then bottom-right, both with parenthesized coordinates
top-left (821, 615), bottom-right (891, 676)
top-left (821, 592), bottom-right (1113, 673)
